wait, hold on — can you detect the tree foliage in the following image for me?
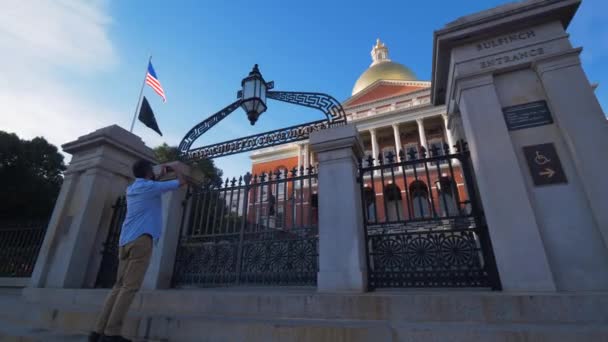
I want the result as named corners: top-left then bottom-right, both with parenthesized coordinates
top-left (0, 131), bottom-right (66, 219)
top-left (152, 143), bottom-right (223, 185)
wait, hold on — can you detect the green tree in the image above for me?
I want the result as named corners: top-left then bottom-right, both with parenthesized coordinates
top-left (0, 131), bottom-right (66, 219)
top-left (153, 143), bottom-right (223, 185)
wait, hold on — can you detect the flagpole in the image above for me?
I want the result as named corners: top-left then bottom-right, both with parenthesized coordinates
top-left (129, 55), bottom-right (152, 133)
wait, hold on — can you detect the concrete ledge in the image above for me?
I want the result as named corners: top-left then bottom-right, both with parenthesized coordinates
top-left (0, 277), bottom-right (30, 288)
top-left (6, 288), bottom-right (608, 341)
top-left (21, 288), bottom-right (608, 324)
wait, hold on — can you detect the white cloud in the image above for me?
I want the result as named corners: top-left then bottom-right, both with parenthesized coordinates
top-left (0, 0), bottom-right (119, 155)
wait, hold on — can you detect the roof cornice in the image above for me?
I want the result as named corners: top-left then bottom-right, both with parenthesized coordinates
top-left (343, 79), bottom-right (431, 107)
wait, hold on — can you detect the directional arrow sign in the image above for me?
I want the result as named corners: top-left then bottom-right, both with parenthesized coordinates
top-left (539, 168), bottom-right (555, 178)
top-left (523, 143), bottom-right (567, 186)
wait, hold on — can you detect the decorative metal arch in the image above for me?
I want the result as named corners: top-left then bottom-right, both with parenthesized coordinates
top-left (178, 87), bottom-right (347, 161)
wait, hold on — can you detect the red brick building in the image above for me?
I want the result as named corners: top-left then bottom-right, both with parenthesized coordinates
top-left (250, 39), bottom-right (465, 224)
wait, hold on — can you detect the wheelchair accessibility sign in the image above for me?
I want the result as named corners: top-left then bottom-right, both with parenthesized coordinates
top-left (523, 143), bottom-right (567, 186)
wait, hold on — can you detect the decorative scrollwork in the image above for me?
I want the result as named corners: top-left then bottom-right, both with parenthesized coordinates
top-left (267, 91), bottom-right (347, 124)
top-left (177, 87), bottom-right (347, 161)
top-left (178, 100), bottom-right (242, 159)
top-left (185, 119), bottom-right (330, 160)
top-left (242, 243), bottom-right (268, 272)
top-left (289, 239), bottom-right (317, 271)
top-left (440, 235), bottom-right (475, 267)
top-left (367, 222), bottom-right (490, 288)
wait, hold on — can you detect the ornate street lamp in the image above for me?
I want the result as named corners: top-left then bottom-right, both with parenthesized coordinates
top-left (179, 64), bottom-right (347, 161)
top-left (240, 64), bottom-right (270, 125)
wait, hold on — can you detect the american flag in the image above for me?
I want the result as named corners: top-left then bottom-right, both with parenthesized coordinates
top-left (146, 61), bottom-right (166, 102)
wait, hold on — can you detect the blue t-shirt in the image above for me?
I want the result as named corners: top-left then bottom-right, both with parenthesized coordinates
top-left (119, 178), bottom-right (180, 246)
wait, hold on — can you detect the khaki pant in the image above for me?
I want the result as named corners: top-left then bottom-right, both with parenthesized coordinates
top-left (94, 234), bottom-right (153, 336)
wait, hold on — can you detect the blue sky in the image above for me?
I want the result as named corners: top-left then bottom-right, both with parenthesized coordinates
top-left (1, 0), bottom-right (606, 178)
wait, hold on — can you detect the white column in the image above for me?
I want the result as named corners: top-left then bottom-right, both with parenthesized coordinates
top-left (455, 74), bottom-right (555, 292)
top-left (297, 144), bottom-right (303, 171)
top-left (392, 123), bottom-right (402, 155)
top-left (442, 114), bottom-right (456, 153)
top-left (310, 124), bottom-right (367, 292)
top-left (303, 144), bottom-right (310, 173)
top-left (416, 118), bottom-right (428, 151)
top-left (369, 129), bottom-right (379, 164)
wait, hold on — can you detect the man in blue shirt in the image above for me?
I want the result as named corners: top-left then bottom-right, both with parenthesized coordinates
top-left (90, 159), bottom-right (185, 342)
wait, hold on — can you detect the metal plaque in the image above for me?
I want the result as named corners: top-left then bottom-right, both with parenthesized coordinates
top-left (523, 143), bottom-right (567, 186)
top-left (503, 100), bottom-right (553, 131)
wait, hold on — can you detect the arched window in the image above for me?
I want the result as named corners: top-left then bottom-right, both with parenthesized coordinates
top-left (436, 176), bottom-right (458, 217)
top-left (384, 184), bottom-right (403, 221)
top-left (409, 181), bottom-right (430, 218)
top-left (363, 187), bottom-right (376, 222)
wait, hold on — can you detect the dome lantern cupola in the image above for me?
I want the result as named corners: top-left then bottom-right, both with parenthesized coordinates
top-left (371, 38), bottom-right (390, 66)
top-left (352, 38), bottom-right (417, 95)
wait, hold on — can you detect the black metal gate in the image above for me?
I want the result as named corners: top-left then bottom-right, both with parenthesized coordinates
top-left (359, 142), bottom-right (501, 290)
top-left (95, 196), bottom-right (126, 288)
top-left (172, 167), bottom-right (319, 287)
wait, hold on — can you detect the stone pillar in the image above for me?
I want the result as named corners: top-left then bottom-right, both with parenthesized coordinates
top-left (429, 0), bottom-right (607, 292)
top-left (369, 129), bottom-right (379, 164)
top-left (442, 114), bottom-right (456, 153)
top-left (142, 162), bottom-right (203, 290)
top-left (455, 75), bottom-right (556, 291)
top-left (416, 118), bottom-right (428, 150)
top-left (534, 49), bottom-right (608, 249)
top-left (30, 125), bottom-right (156, 288)
top-left (310, 124), bottom-right (367, 292)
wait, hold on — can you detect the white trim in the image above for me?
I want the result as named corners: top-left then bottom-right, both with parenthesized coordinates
top-left (346, 87), bottom-right (432, 113)
top-left (355, 106), bottom-right (445, 131)
top-left (344, 79), bottom-right (431, 107)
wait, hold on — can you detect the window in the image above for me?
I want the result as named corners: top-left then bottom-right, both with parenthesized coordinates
top-left (409, 181), bottom-right (430, 218)
top-left (428, 139), bottom-right (446, 157)
top-left (382, 146), bottom-right (396, 164)
top-left (276, 168), bottom-right (287, 199)
top-left (436, 177), bottom-right (458, 216)
top-left (384, 184), bottom-right (404, 221)
top-left (363, 187), bottom-right (376, 222)
top-left (311, 194), bottom-right (318, 208)
top-left (363, 150), bottom-right (374, 166)
top-left (259, 184), bottom-right (269, 202)
top-left (403, 143), bottom-right (419, 168)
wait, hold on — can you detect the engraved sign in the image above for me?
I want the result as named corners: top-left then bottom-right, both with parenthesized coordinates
top-left (476, 30), bottom-right (536, 51)
top-left (503, 100), bottom-right (553, 131)
top-left (523, 143), bottom-right (567, 186)
top-left (480, 47), bottom-right (545, 69)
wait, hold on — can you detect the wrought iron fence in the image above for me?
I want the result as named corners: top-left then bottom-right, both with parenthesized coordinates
top-left (173, 167), bottom-right (319, 287)
top-left (95, 196), bottom-right (127, 288)
top-left (0, 219), bottom-right (47, 277)
top-left (359, 142), bottom-right (501, 290)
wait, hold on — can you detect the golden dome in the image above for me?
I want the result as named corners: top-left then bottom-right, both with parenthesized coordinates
top-left (352, 39), bottom-right (416, 95)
